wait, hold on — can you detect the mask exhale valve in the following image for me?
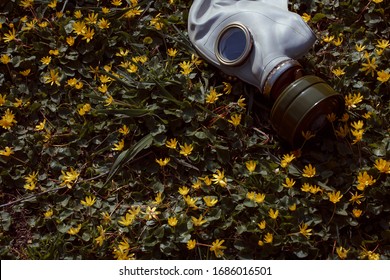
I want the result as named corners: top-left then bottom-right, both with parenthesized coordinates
top-left (188, 0), bottom-right (344, 147)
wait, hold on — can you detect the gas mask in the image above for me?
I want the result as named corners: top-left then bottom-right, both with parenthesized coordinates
top-left (188, 0), bottom-right (344, 147)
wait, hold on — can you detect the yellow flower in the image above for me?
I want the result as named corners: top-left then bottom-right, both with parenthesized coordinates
top-left (78, 103), bottom-right (91, 116)
top-left (166, 138), bottom-right (178, 149)
top-left (245, 160), bottom-right (256, 173)
top-left (118, 125), bottom-right (130, 136)
top-left (351, 120), bottom-right (364, 130)
top-left (344, 92), bottom-right (363, 109)
top-left (376, 39), bottom-right (389, 49)
top-left (372, 0), bottom-right (383, 3)
top-left (322, 35), bottom-right (334, 43)
top-left (154, 192), bottom-right (163, 205)
top-left (351, 129), bottom-right (364, 144)
top-left (0, 109), bottom-right (17, 129)
top-left (192, 179), bottom-right (201, 189)
top-left (43, 69), bottom-right (61, 86)
top-left (374, 158), bottom-right (390, 174)
top-left (24, 182), bottom-right (36, 191)
top-left (60, 167), bottom-right (80, 188)
top-left (85, 12), bottom-right (98, 25)
top-left (310, 185), bottom-right (322, 194)
top-left (123, 7), bottom-right (144, 19)
top-left (258, 240), bottom-right (264, 246)
top-left (187, 239), bottom-right (196, 250)
top-left (360, 247), bottom-right (381, 260)
top-left (80, 195), bottom-right (96, 207)
top-left (299, 222), bottom-right (312, 238)
top-left (280, 153), bottom-right (295, 168)
top-left (212, 169), bottom-right (227, 187)
top-left (203, 196), bottom-right (218, 207)
top-left (105, 94), bottom-right (113, 106)
top-left (82, 27), bottom-right (95, 43)
top-left (49, 49), bottom-right (59, 56)
top-left (222, 82), bottom-right (232, 94)
top-left (178, 61), bottom-right (193, 76)
top-left (0, 147), bottom-right (14, 157)
top-left (191, 215), bottom-right (207, 227)
top-left (302, 163), bottom-right (316, 178)
top-left (246, 191), bottom-right (256, 200)
top-left (327, 190), bottom-right (343, 204)
top-left (377, 70), bottom-right (390, 83)
top-left (102, 7), bottom-right (111, 14)
top-left (205, 87), bottom-right (223, 104)
top-left (352, 208), bottom-right (362, 218)
top-left (178, 186), bottom-right (189, 196)
top-left (94, 226), bottom-right (106, 246)
top-left (18, 69), bottom-right (30, 78)
top-left (38, 21), bottom-right (48, 28)
top-left (0, 54), bottom-right (11, 64)
top-left (0, 94), bottom-right (6, 106)
top-left (144, 206), bottom-right (160, 220)
top-left (48, 0), bottom-right (57, 9)
top-left (336, 246), bottom-right (349, 259)
top-left (112, 139), bottom-right (125, 151)
top-left (237, 95), bottom-right (246, 108)
top-left (301, 13), bottom-right (311, 22)
top-left (282, 177), bottom-right (296, 188)
top-left (19, 0), bottom-right (34, 8)
top-left (3, 28), bottom-right (17, 43)
top-left (356, 171), bottom-right (376, 191)
top-left (44, 209), bottom-right (54, 219)
top-left (111, 0), bottom-right (122, 6)
top-left (289, 203), bottom-right (297, 211)
top-left (263, 232), bottom-right (273, 243)
top-left (73, 10), bottom-right (83, 19)
top-left (268, 208), bottom-right (279, 220)
top-left (183, 195), bottom-right (198, 209)
top-left (179, 143), bottom-right (193, 156)
top-left (254, 193), bottom-right (266, 204)
top-left (67, 224), bottom-right (82, 235)
top-left (355, 43), bottom-right (366, 52)
top-left (333, 37), bottom-right (343, 46)
top-left (360, 54), bottom-right (377, 77)
top-left (73, 21), bottom-right (87, 35)
top-left (118, 213), bottom-right (135, 226)
top-left (168, 217), bottom-right (178, 227)
top-left (101, 211), bottom-right (111, 224)
top-left (301, 183), bottom-right (311, 192)
top-left (167, 48), bottom-right (178, 57)
top-left (200, 175), bottom-right (212, 186)
top-left (210, 239), bottom-right (226, 258)
top-left (96, 17), bottom-right (110, 29)
top-left (128, 205), bottom-right (141, 217)
top-left (98, 84), bottom-right (108, 93)
top-left (150, 13), bottom-right (164, 30)
top-left (127, 64), bottom-right (138, 73)
top-left (332, 67), bottom-right (345, 77)
top-left (228, 114), bottom-right (241, 127)
top-left (258, 220), bottom-right (266, 230)
top-left (155, 157), bottom-right (170, 167)
top-left (66, 36), bottom-right (75, 46)
top-left (349, 192), bottom-right (364, 205)
top-left (302, 130), bottom-right (315, 141)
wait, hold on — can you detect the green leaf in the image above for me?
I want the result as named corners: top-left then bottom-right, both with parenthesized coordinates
top-left (104, 133), bottom-right (153, 185)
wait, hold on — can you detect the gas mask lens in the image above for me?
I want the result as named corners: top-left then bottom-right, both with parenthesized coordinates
top-left (215, 23), bottom-right (252, 66)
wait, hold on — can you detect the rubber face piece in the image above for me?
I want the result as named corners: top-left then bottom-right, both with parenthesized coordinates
top-left (270, 75), bottom-right (344, 147)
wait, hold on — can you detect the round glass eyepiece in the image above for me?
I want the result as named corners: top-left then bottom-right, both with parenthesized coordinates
top-left (215, 23), bottom-right (252, 66)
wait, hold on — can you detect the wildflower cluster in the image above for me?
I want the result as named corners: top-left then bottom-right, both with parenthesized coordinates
top-left (0, 0), bottom-right (388, 260)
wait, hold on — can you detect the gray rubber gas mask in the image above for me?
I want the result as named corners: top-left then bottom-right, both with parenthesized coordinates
top-left (188, 0), bottom-right (344, 147)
